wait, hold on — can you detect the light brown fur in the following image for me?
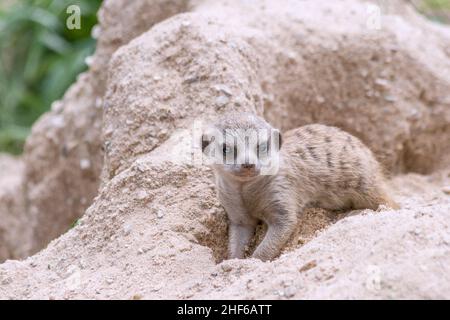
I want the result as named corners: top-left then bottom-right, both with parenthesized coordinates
top-left (202, 113), bottom-right (398, 261)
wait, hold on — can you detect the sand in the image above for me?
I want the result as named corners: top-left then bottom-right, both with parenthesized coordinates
top-left (0, 0), bottom-right (450, 299)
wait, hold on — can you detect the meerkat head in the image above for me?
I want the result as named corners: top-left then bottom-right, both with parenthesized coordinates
top-left (201, 112), bottom-right (282, 181)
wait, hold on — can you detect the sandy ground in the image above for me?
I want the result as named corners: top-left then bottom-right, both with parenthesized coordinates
top-left (1, 0), bottom-right (450, 299)
top-left (0, 163), bottom-right (449, 299)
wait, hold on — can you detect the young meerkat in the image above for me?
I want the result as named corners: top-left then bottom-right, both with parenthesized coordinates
top-left (201, 112), bottom-right (398, 261)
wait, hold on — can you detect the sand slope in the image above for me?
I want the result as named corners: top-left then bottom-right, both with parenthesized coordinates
top-left (1, 0), bottom-right (450, 299)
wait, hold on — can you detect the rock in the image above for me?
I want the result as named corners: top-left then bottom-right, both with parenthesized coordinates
top-left (316, 96), bottom-right (325, 104)
top-left (156, 210), bottom-right (164, 219)
top-left (215, 95), bottom-right (229, 108)
top-left (221, 264), bottom-right (232, 273)
top-left (50, 115), bottom-right (65, 128)
top-left (123, 224), bottom-right (132, 235)
top-left (374, 78), bottom-right (390, 88)
top-left (213, 84), bottom-right (233, 97)
top-left (442, 186), bottom-right (450, 195)
top-left (85, 56), bottom-right (94, 67)
top-left (284, 287), bottom-right (296, 298)
top-left (91, 25), bottom-right (101, 39)
top-left (135, 190), bottom-right (148, 200)
top-left (80, 159), bottom-right (91, 170)
top-left (384, 95), bottom-right (397, 102)
top-left (299, 260), bottom-right (317, 273)
top-left (1, 0), bottom-right (450, 301)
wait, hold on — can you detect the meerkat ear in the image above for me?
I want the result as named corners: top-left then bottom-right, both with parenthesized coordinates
top-left (201, 133), bottom-right (216, 155)
top-left (201, 134), bottom-right (210, 153)
top-left (274, 129), bottom-right (282, 150)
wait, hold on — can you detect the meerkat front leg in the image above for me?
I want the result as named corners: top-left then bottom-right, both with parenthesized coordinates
top-left (228, 222), bottom-right (256, 259)
top-left (252, 209), bottom-right (297, 262)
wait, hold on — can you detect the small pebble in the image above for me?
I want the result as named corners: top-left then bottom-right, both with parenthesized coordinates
top-left (51, 101), bottom-right (63, 113)
top-left (299, 260), bottom-right (317, 272)
top-left (360, 69), bottom-right (369, 77)
top-left (284, 287), bottom-right (296, 298)
top-left (85, 55), bottom-right (94, 67)
top-left (213, 84), bottom-right (232, 96)
top-left (95, 97), bottom-right (103, 108)
top-left (1, 277), bottom-right (13, 285)
top-left (384, 95), bottom-right (397, 102)
top-left (123, 224), bottom-right (132, 236)
top-left (221, 264), bottom-right (232, 272)
top-left (442, 186), bottom-right (450, 195)
top-left (91, 25), bottom-right (101, 39)
top-left (316, 96), bottom-right (325, 104)
top-left (156, 210), bottom-right (164, 219)
top-left (374, 78), bottom-right (389, 88)
top-left (135, 163), bottom-right (146, 173)
top-left (136, 189), bottom-right (148, 200)
top-left (51, 115), bottom-right (65, 128)
top-left (181, 21), bottom-right (191, 27)
top-left (80, 159), bottom-right (91, 170)
top-left (215, 95), bottom-right (229, 108)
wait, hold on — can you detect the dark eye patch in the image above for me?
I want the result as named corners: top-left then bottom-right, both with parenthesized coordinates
top-left (201, 135), bottom-right (215, 153)
top-left (257, 141), bottom-right (269, 155)
top-left (222, 143), bottom-right (237, 163)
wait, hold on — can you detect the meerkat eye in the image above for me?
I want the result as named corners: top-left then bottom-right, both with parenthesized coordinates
top-left (258, 142), bottom-right (268, 154)
top-left (223, 144), bottom-right (232, 155)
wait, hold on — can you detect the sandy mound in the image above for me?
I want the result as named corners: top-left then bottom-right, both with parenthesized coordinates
top-left (19, 0), bottom-right (190, 255)
top-left (1, 0), bottom-right (450, 299)
top-left (0, 155), bottom-right (30, 261)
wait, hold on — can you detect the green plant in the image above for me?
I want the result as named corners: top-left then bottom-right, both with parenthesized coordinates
top-left (422, 0), bottom-right (450, 10)
top-left (0, 0), bottom-right (101, 154)
top-left (412, 0), bottom-right (450, 24)
top-left (69, 218), bottom-right (80, 229)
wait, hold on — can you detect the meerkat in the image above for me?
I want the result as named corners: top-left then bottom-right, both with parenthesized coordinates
top-left (201, 112), bottom-right (398, 262)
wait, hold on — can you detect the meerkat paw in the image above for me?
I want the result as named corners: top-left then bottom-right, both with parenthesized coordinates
top-left (251, 250), bottom-right (276, 262)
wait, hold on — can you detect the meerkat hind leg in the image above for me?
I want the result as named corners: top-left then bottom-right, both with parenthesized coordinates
top-left (352, 185), bottom-right (400, 210)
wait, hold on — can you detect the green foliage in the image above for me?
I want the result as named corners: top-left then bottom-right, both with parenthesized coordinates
top-left (422, 0), bottom-right (450, 10)
top-left (418, 0), bottom-right (450, 24)
top-left (0, 0), bottom-right (101, 154)
top-left (69, 218), bottom-right (80, 230)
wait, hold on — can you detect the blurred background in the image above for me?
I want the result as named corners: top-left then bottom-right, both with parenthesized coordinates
top-left (0, 0), bottom-right (101, 154)
top-left (0, 0), bottom-right (448, 155)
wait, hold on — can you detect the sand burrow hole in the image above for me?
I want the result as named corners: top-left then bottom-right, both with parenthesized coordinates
top-left (194, 205), bottom-right (342, 263)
